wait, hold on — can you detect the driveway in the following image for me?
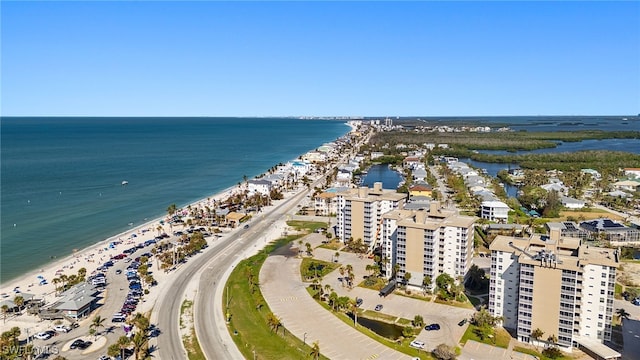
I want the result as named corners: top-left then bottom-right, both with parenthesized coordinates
top-left (260, 243), bottom-right (411, 360)
top-left (312, 246), bottom-right (474, 350)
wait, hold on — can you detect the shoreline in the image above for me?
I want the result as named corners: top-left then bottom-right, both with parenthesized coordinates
top-left (0, 183), bottom-right (236, 297)
top-left (0, 123), bottom-right (355, 296)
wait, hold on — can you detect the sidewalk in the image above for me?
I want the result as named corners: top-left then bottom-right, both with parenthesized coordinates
top-left (260, 246), bottom-right (412, 360)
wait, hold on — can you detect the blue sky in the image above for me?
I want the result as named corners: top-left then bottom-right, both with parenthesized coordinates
top-left (2, 1), bottom-right (639, 117)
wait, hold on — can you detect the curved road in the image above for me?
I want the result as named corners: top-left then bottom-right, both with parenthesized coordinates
top-left (154, 185), bottom-right (314, 360)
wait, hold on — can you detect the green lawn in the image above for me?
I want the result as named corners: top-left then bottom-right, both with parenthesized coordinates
top-left (300, 257), bottom-right (339, 281)
top-left (460, 324), bottom-right (511, 349)
top-left (287, 220), bottom-right (328, 233)
top-left (615, 283), bottom-right (623, 299)
top-left (513, 346), bottom-right (572, 360)
top-left (318, 239), bottom-right (343, 251)
top-left (223, 235), bottom-right (329, 360)
top-left (434, 294), bottom-right (475, 309)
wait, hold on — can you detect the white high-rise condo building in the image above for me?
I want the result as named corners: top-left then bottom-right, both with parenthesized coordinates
top-left (489, 232), bottom-right (621, 358)
top-left (335, 182), bottom-right (406, 250)
top-left (381, 202), bottom-right (476, 288)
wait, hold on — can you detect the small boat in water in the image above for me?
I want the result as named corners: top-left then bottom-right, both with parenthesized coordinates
top-left (122, 180), bottom-right (129, 186)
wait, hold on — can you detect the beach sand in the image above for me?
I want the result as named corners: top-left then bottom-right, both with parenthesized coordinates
top-left (0, 185), bottom-right (238, 307)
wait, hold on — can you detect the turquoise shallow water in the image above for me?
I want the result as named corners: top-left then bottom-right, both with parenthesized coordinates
top-left (0, 117), bottom-right (350, 283)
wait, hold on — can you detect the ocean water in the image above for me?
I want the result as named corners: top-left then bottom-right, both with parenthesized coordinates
top-left (0, 117), bottom-right (350, 283)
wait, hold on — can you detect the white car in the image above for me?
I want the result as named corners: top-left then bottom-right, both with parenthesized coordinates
top-left (34, 331), bottom-right (53, 340)
top-left (54, 325), bottom-right (71, 333)
top-left (409, 340), bottom-right (425, 349)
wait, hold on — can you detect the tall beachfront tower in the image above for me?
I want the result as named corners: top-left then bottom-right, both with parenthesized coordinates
top-left (335, 182), bottom-right (406, 250)
top-left (489, 233), bottom-right (620, 355)
top-left (381, 202), bottom-right (476, 288)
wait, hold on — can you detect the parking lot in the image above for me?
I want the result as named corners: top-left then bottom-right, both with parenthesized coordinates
top-left (309, 241), bottom-right (475, 352)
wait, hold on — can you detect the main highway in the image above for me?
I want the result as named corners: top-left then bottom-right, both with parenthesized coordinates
top-left (154, 182), bottom-right (318, 360)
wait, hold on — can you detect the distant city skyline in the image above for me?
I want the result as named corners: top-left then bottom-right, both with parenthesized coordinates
top-left (2, 1), bottom-right (639, 117)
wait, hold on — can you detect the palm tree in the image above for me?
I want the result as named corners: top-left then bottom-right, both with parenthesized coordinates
top-left (13, 296), bottom-right (24, 314)
top-left (1, 305), bottom-right (9, 324)
top-left (349, 299), bottom-right (359, 327)
top-left (131, 330), bottom-right (148, 360)
top-left (117, 335), bottom-right (131, 360)
top-left (531, 328), bottom-right (544, 350)
top-left (310, 341), bottom-right (321, 360)
top-left (91, 315), bottom-right (106, 335)
top-left (130, 313), bottom-right (150, 333)
top-left (52, 277), bottom-right (61, 295)
top-left (167, 204), bottom-right (177, 217)
top-left (616, 308), bottom-right (631, 324)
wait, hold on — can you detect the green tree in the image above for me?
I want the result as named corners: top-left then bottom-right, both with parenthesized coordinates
top-left (403, 271), bottom-right (412, 286)
top-left (132, 330), bottom-right (149, 360)
top-left (310, 340), bottom-right (321, 360)
top-left (1, 305), bottom-right (8, 324)
top-left (432, 343), bottom-right (457, 360)
top-left (531, 328), bottom-right (544, 350)
top-left (90, 315), bottom-right (106, 336)
top-left (167, 204), bottom-right (178, 217)
top-left (413, 315), bottom-right (424, 328)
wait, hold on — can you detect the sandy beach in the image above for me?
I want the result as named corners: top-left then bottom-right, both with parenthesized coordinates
top-left (0, 184), bottom-right (239, 305)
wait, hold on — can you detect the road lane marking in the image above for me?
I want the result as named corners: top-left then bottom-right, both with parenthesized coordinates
top-left (280, 296), bottom-right (297, 302)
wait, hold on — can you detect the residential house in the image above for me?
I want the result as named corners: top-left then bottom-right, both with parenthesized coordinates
top-left (480, 200), bottom-right (510, 223)
top-left (612, 180), bottom-right (640, 192)
top-left (560, 196), bottom-right (585, 209)
top-left (247, 179), bottom-right (272, 196)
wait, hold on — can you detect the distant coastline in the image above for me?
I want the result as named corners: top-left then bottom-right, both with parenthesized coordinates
top-left (0, 117), bottom-right (351, 283)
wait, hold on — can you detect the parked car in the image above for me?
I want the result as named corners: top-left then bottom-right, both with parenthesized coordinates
top-left (425, 323), bottom-right (441, 331)
top-left (458, 318), bottom-right (468, 326)
top-left (409, 340), bottom-right (425, 349)
top-left (70, 339), bottom-right (92, 349)
top-left (374, 304), bottom-right (383, 311)
top-left (54, 325), bottom-right (71, 333)
top-left (356, 298), bottom-right (363, 307)
top-left (34, 331), bottom-right (53, 340)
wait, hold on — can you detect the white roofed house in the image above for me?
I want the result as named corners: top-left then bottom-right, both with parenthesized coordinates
top-left (612, 180), bottom-right (640, 192)
top-left (412, 167), bottom-right (428, 182)
top-left (541, 181), bottom-right (569, 196)
top-left (263, 173), bottom-right (284, 188)
top-left (624, 168), bottom-right (640, 179)
top-left (336, 168), bottom-right (353, 187)
top-left (302, 151), bottom-right (326, 163)
top-left (560, 196), bottom-right (585, 209)
top-left (370, 151), bottom-right (384, 160)
top-left (480, 200), bottom-right (510, 223)
top-left (247, 179), bottom-right (272, 196)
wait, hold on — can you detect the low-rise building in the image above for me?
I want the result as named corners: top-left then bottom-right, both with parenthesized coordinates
top-left (561, 196), bottom-right (585, 209)
top-left (480, 200), bottom-right (510, 223)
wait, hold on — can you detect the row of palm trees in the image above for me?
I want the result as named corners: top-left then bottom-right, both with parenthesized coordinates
top-left (52, 267), bottom-right (88, 295)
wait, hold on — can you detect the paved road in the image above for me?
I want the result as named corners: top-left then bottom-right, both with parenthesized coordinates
top-left (260, 250), bottom-right (412, 360)
top-left (194, 188), bottom-right (310, 360)
top-left (154, 181), bottom-right (321, 359)
top-left (614, 299), bottom-right (640, 360)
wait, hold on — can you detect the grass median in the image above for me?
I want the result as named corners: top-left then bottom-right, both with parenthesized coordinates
top-left (223, 222), bottom-right (329, 360)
